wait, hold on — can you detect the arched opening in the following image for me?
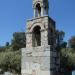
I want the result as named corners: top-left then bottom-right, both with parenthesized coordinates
top-left (32, 26), bottom-right (41, 47)
top-left (36, 3), bottom-right (41, 17)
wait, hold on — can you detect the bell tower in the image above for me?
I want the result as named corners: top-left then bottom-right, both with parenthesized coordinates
top-left (21, 0), bottom-right (60, 75)
top-left (33, 0), bottom-right (49, 17)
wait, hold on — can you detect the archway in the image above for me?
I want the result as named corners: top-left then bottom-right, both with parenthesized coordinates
top-left (32, 26), bottom-right (41, 47)
top-left (36, 3), bottom-right (41, 17)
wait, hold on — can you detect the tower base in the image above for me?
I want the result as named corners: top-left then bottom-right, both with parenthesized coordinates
top-left (21, 45), bottom-right (60, 75)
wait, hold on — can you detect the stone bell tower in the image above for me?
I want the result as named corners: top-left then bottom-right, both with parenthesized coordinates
top-left (33, 0), bottom-right (49, 17)
top-left (21, 0), bottom-right (60, 75)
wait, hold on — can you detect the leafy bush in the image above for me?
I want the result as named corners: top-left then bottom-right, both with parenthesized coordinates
top-left (0, 50), bottom-right (21, 74)
top-left (60, 48), bottom-right (75, 70)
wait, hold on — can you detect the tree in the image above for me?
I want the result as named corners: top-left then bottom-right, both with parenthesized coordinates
top-left (11, 32), bottom-right (26, 50)
top-left (60, 48), bottom-right (75, 70)
top-left (5, 42), bottom-right (9, 47)
top-left (0, 32), bottom-right (25, 74)
top-left (69, 36), bottom-right (75, 49)
top-left (0, 50), bottom-right (21, 74)
top-left (61, 42), bottom-right (67, 48)
top-left (56, 30), bottom-right (65, 52)
top-left (0, 46), bottom-right (6, 52)
top-left (56, 30), bottom-right (65, 45)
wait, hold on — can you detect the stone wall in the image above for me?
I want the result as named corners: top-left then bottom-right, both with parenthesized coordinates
top-left (21, 45), bottom-right (59, 75)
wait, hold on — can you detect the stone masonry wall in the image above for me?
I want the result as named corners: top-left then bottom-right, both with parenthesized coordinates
top-left (21, 45), bottom-right (58, 75)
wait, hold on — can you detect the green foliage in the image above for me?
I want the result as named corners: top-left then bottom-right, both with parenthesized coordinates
top-left (61, 42), bottom-right (67, 48)
top-left (0, 50), bottom-right (21, 74)
top-left (69, 36), bottom-right (75, 49)
top-left (56, 31), bottom-right (75, 72)
top-left (0, 32), bottom-right (26, 74)
top-left (56, 30), bottom-right (65, 52)
top-left (56, 30), bottom-right (65, 45)
top-left (11, 32), bottom-right (26, 50)
top-left (60, 48), bottom-right (75, 70)
top-left (0, 46), bottom-right (6, 52)
top-left (5, 42), bottom-right (10, 47)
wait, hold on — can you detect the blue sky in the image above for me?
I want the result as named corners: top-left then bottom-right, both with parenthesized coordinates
top-left (72, 71), bottom-right (75, 75)
top-left (0, 0), bottom-right (75, 46)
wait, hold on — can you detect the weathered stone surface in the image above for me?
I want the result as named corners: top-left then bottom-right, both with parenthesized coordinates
top-left (21, 0), bottom-right (60, 75)
top-left (21, 45), bottom-right (59, 75)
